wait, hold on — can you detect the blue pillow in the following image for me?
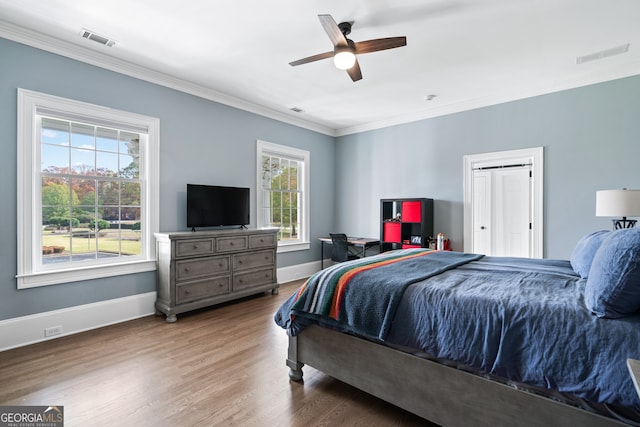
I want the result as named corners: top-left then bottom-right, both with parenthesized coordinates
top-left (570, 230), bottom-right (609, 279)
top-left (584, 228), bottom-right (640, 318)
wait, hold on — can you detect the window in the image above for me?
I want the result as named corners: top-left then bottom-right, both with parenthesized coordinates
top-left (256, 140), bottom-right (310, 252)
top-left (17, 89), bottom-right (159, 288)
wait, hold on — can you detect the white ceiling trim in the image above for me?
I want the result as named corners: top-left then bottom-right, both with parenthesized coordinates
top-left (336, 64), bottom-right (640, 137)
top-left (0, 19), bottom-right (336, 137)
top-left (2, 19), bottom-right (640, 138)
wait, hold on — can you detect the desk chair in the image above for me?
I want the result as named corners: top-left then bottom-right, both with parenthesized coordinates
top-left (330, 233), bottom-right (360, 263)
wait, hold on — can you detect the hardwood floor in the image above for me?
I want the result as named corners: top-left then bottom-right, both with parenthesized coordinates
top-left (0, 280), bottom-right (435, 426)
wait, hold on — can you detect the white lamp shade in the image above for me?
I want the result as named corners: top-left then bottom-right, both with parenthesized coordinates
top-left (595, 189), bottom-right (640, 217)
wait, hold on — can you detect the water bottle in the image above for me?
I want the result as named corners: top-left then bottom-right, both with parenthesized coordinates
top-left (436, 233), bottom-right (444, 251)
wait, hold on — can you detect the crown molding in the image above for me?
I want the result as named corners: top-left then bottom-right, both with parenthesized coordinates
top-left (335, 65), bottom-right (640, 137)
top-left (2, 19), bottom-right (639, 140)
top-left (0, 19), bottom-right (337, 137)
top-left (335, 64), bottom-right (640, 137)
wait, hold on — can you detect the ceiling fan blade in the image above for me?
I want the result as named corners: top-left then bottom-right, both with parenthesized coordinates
top-left (346, 59), bottom-right (363, 82)
top-left (318, 14), bottom-right (348, 47)
top-left (354, 37), bottom-right (407, 54)
top-left (289, 51), bottom-right (334, 67)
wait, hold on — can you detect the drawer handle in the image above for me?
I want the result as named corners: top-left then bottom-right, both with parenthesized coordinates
top-left (230, 242), bottom-right (234, 246)
top-left (184, 289), bottom-right (190, 294)
top-left (260, 238), bottom-right (264, 243)
top-left (193, 244), bottom-right (198, 249)
top-left (183, 268), bottom-right (189, 273)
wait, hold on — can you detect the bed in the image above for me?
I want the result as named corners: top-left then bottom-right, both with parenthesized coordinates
top-left (274, 229), bottom-right (640, 426)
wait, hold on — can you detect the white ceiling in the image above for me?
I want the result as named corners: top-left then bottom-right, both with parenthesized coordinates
top-left (1, 0), bottom-right (639, 136)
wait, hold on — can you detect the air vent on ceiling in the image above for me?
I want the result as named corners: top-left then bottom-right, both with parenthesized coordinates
top-left (290, 107), bottom-right (304, 113)
top-left (576, 43), bottom-right (629, 64)
top-left (79, 28), bottom-right (116, 47)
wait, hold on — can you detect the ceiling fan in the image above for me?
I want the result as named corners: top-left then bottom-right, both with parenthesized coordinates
top-left (289, 14), bottom-right (407, 82)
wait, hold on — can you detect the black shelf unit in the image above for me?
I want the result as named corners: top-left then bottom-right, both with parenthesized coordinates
top-left (380, 198), bottom-right (434, 252)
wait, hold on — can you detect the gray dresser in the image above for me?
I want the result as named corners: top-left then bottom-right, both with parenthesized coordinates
top-left (154, 228), bottom-right (278, 322)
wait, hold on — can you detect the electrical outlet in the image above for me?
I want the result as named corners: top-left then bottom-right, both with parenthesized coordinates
top-left (44, 325), bottom-right (63, 337)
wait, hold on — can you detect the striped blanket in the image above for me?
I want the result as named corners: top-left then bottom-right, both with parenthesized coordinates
top-left (285, 249), bottom-right (484, 341)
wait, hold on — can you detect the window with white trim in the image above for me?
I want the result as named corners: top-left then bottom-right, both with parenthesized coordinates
top-left (256, 140), bottom-right (310, 252)
top-left (17, 89), bottom-right (159, 289)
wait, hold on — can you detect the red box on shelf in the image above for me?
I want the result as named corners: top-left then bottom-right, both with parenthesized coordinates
top-left (402, 244), bottom-right (421, 249)
top-left (402, 201), bottom-right (422, 223)
top-left (383, 222), bottom-right (401, 242)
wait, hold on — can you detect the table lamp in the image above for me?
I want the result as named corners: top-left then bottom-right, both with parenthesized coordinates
top-left (596, 189), bottom-right (640, 229)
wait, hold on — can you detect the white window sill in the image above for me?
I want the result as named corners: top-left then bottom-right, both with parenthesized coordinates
top-left (277, 241), bottom-right (310, 253)
top-left (17, 260), bottom-right (157, 289)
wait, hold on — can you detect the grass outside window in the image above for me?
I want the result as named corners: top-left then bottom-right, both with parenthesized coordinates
top-left (41, 229), bottom-right (141, 260)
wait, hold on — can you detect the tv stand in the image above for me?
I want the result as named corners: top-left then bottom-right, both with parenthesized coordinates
top-left (154, 228), bottom-right (279, 322)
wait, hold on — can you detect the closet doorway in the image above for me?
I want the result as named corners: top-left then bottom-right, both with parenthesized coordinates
top-left (463, 147), bottom-right (543, 258)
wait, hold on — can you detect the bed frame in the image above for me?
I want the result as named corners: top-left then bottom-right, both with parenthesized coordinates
top-left (286, 324), bottom-right (627, 427)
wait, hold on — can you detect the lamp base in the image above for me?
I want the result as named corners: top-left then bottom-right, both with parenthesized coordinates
top-left (613, 218), bottom-right (637, 230)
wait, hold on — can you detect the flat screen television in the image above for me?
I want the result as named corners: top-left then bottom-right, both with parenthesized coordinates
top-left (187, 184), bottom-right (250, 230)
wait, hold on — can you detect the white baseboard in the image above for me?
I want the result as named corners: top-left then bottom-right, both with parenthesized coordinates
top-left (277, 260), bottom-right (323, 284)
top-left (0, 263), bottom-right (323, 352)
top-left (0, 292), bottom-right (157, 352)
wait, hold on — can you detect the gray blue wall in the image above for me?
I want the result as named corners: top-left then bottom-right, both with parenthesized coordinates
top-left (2, 35), bottom-right (639, 323)
top-left (0, 37), bottom-right (334, 321)
top-left (335, 75), bottom-right (640, 258)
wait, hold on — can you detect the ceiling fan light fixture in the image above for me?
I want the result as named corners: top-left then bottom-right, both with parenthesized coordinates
top-left (334, 47), bottom-right (356, 70)
top-left (289, 14), bottom-right (406, 82)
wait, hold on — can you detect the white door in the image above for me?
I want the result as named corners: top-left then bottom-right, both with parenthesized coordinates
top-left (464, 147), bottom-right (543, 258)
top-left (472, 166), bottom-right (532, 257)
top-left (472, 170), bottom-right (492, 255)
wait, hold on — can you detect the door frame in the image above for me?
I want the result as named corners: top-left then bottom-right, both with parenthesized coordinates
top-left (463, 147), bottom-right (544, 258)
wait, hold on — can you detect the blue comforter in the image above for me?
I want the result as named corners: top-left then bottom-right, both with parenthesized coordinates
top-left (284, 249), bottom-right (483, 341)
top-left (275, 254), bottom-right (640, 410)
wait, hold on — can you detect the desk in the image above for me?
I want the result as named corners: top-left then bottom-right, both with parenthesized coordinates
top-left (319, 237), bottom-right (380, 270)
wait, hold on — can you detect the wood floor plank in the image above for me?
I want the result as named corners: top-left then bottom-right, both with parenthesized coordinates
top-left (0, 280), bottom-right (434, 426)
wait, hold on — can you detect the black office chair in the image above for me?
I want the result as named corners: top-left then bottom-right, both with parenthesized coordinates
top-left (330, 233), bottom-right (360, 263)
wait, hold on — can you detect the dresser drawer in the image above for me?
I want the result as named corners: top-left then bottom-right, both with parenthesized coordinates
top-left (176, 256), bottom-right (230, 281)
top-left (176, 238), bottom-right (215, 257)
top-left (232, 249), bottom-right (274, 271)
top-left (176, 276), bottom-right (230, 304)
top-left (216, 236), bottom-right (248, 252)
top-left (233, 268), bottom-right (275, 291)
top-left (249, 233), bottom-right (276, 249)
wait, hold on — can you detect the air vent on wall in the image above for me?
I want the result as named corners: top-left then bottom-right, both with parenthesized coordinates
top-left (576, 43), bottom-right (629, 64)
top-left (79, 28), bottom-right (116, 47)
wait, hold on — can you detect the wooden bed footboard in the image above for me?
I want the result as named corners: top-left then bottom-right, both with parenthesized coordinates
top-left (287, 324), bottom-right (626, 427)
